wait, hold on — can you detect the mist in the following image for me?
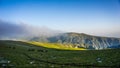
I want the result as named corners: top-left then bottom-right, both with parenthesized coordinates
top-left (0, 20), bottom-right (63, 40)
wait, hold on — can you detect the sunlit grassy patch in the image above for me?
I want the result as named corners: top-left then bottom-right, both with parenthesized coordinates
top-left (26, 41), bottom-right (86, 50)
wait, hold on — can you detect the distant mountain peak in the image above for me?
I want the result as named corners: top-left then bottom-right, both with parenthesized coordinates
top-left (66, 32), bottom-right (88, 36)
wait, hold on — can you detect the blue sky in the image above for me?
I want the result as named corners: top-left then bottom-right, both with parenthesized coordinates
top-left (0, 0), bottom-right (120, 37)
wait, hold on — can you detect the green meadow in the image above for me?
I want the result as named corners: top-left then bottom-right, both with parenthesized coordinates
top-left (0, 40), bottom-right (120, 68)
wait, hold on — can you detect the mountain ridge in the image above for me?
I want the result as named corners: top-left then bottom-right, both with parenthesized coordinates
top-left (30, 32), bottom-right (120, 50)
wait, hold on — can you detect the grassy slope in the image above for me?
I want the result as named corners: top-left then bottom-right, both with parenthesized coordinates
top-left (0, 40), bottom-right (120, 68)
top-left (26, 41), bottom-right (86, 50)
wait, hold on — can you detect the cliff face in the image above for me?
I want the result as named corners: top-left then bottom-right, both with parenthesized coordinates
top-left (30, 32), bottom-right (120, 50)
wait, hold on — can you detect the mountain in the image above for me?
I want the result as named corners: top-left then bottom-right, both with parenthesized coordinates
top-left (30, 32), bottom-right (120, 50)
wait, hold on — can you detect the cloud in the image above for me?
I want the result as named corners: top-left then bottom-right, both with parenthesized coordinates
top-left (0, 20), bottom-right (62, 40)
top-left (0, 20), bottom-right (25, 38)
top-left (0, 19), bottom-right (119, 40)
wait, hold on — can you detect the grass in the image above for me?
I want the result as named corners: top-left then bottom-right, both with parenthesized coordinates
top-left (0, 40), bottom-right (120, 68)
top-left (26, 41), bottom-right (86, 50)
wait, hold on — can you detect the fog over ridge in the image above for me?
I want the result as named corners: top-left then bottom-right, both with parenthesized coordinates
top-left (0, 20), bottom-right (63, 40)
top-left (0, 19), bottom-right (120, 40)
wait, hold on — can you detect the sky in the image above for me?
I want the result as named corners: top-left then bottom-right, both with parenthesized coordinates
top-left (0, 0), bottom-right (120, 38)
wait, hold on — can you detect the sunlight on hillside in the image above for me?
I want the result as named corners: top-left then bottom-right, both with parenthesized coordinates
top-left (26, 41), bottom-right (86, 50)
